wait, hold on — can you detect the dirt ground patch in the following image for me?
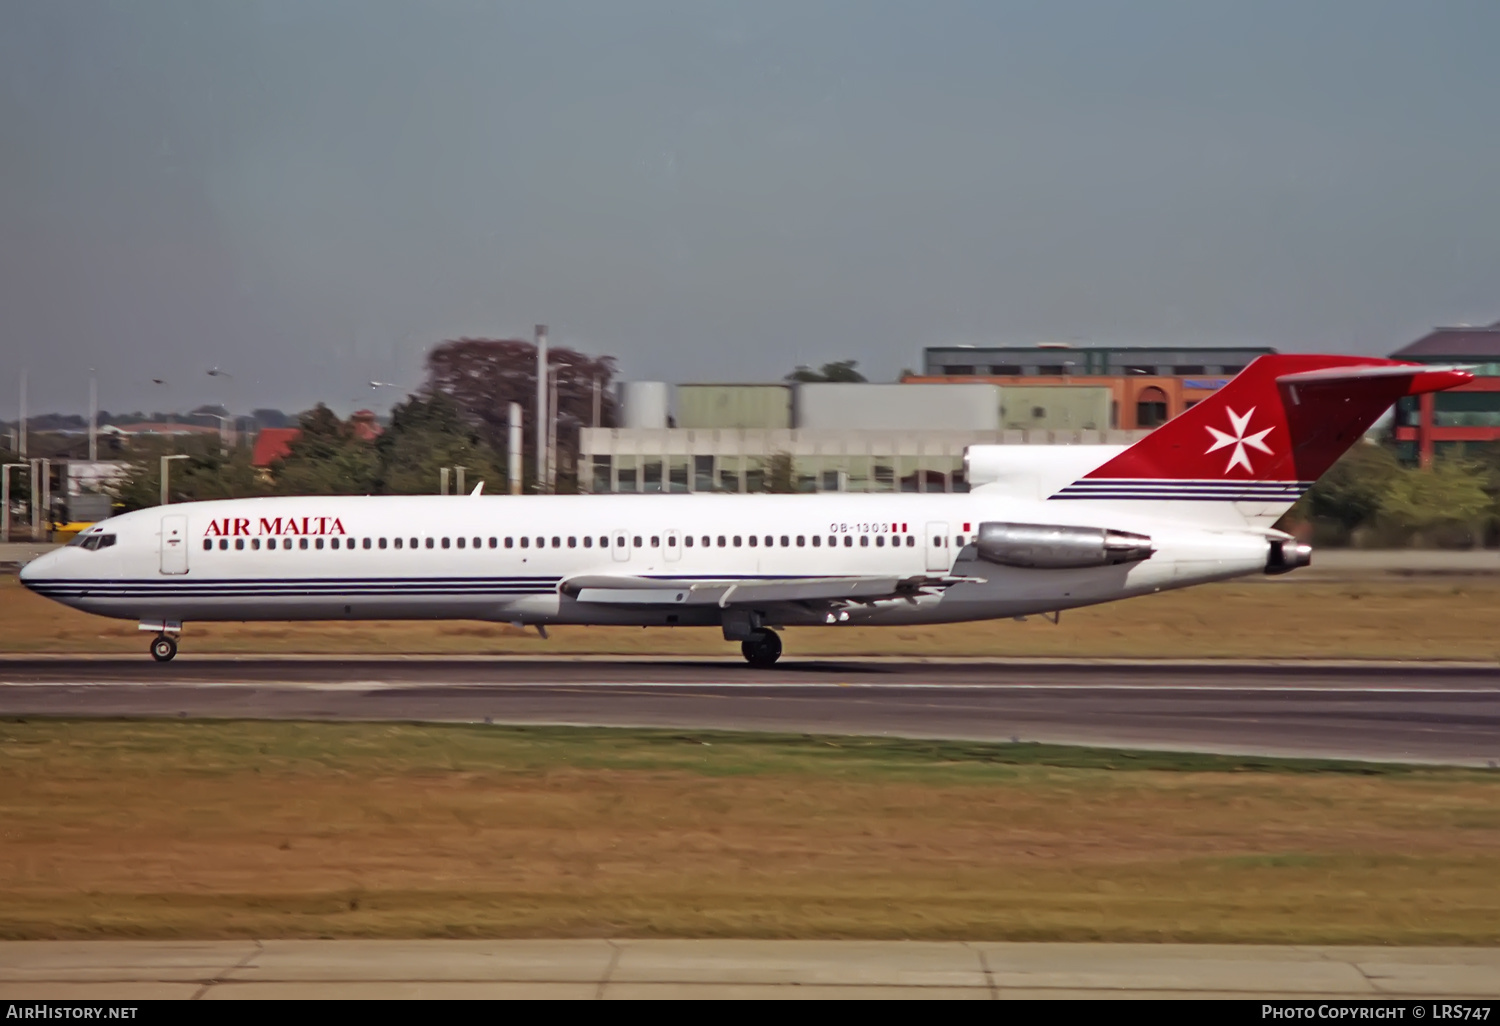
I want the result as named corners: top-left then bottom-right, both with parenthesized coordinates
top-left (6, 575), bottom-right (1500, 660)
top-left (1, 721), bottom-right (1496, 942)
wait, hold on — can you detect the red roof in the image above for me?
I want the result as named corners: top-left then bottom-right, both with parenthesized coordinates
top-left (251, 428), bottom-right (302, 468)
top-left (349, 410), bottom-right (382, 442)
top-left (251, 415), bottom-right (383, 467)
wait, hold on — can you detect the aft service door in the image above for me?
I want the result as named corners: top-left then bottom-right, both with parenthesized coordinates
top-left (160, 514), bottom-right (189, 575)
top-left (924, 521), bottom-right (950, 573)
top-left (611, 529), bottom-right (630, 562)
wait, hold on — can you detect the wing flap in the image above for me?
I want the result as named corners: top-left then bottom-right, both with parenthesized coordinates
top-left (564, 574), bottom-right (933, 607)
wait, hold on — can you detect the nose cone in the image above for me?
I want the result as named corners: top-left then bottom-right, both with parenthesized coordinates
top-left (18, 549), bottom-right (59, 591)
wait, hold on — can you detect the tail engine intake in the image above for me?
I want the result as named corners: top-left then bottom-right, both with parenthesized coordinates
top-left (975, 522), bottom-right (1154, 570)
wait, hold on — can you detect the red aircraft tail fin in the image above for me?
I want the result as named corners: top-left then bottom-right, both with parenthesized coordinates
top-left (1048, 355), bottom-right (1470, 518)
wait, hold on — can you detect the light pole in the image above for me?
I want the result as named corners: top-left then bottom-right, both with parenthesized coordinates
top-left (88, 370), bottom-right (98, 463)
top-left (535, 325), bottom-right (548, 493)
top-left (1, 463), bottom-right (26, 543)
top-left (17, 369), bottom-right (26, 458)
top-left (29, 458), bottom-right (50, 540)
top-left (508, 401), bottom-right (522, 495)
top-left (160, 454), bottom-right (189, 507)
top-left (202, 413), bottom-right (234, 456)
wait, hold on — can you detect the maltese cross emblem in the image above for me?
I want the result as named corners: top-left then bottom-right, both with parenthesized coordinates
top-left (1205, 407), bottom-right (1273, 474)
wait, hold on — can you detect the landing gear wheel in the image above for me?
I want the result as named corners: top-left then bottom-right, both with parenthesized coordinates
top-left (150, 636), bottom-right (177, 663)
top-left (740, 629), bottom-right (782, 668)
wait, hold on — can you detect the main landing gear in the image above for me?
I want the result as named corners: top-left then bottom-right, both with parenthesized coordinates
top-left (150, 635), bottom-right (178, 663)
top-left (740, 629), bottom-right (782, 668)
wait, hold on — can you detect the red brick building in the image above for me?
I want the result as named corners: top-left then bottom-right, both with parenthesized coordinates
top-left (250, 411), bottom-right (383, 470)
top-left (1390, 323), bottom-right (1500, 465)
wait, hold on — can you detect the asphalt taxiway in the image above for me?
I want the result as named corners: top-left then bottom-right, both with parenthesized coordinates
top-left (2, 657), bottom-right (1497, 765)
top-left (4, 939), bottom-right (1499, 999)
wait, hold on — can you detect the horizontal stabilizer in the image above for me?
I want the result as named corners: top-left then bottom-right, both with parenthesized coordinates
top-left (1275, 363), bottom-right (1471, 387)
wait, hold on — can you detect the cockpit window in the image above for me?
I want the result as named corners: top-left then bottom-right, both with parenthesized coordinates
top-left (73, 533), bottom-right (116, 551)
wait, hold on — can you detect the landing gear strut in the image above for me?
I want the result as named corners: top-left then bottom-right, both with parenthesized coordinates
top-left (740, 629), bottom-right (782, 668)
top-left (150, 635), bottom-right (178, 663)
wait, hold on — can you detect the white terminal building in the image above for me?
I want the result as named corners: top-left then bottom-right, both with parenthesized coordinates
top-left (579, 380), bottom-right (1149, 494)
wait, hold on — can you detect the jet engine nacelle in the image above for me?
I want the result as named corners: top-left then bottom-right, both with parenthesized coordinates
top-left (1265, 539), bottom-right (1313, 575)
top-left (974, 522), bottom-right (1155, 570)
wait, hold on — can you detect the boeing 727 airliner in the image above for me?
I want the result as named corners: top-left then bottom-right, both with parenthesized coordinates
top-left (19, 355), bottom-right (1471, 665)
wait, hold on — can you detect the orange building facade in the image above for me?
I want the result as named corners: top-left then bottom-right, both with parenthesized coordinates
top-left (908, 345), bottom-right (1276, 430)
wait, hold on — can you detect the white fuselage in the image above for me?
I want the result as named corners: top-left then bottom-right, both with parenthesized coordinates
top-left (20, 492), bottom-right (1277, 631)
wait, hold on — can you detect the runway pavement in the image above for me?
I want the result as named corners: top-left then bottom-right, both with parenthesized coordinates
top-left (2, 656), bottom-right (1498, 765)
top-left (2, 939), bottom-right (1498, 999)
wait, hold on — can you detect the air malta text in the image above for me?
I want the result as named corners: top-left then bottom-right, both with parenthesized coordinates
top-left (204, 517), bottom-right (347, 538)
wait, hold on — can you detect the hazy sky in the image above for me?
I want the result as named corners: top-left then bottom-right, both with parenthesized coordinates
top-left (4, 0), bottom-right (1500, 417)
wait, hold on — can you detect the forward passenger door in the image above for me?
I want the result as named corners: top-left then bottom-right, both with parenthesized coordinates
top-left (160, 515), bottom-right (189, 575)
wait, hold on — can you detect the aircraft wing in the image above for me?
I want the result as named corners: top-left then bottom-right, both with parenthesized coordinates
top-left (560, 574), bottom-right (974, 607)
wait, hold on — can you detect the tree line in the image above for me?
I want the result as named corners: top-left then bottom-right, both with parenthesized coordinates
top-left (109, 338), bottom-right (617, 510)
top-left (1289, 442), bottom-right (1499, 547)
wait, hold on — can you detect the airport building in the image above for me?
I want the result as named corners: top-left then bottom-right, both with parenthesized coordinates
top-left (1389, 322), bottom-right (1500, 465)
top-left (908, 344), bottom-right (1276, 429)
top-left (578, 343), bottom-right (1278, 493)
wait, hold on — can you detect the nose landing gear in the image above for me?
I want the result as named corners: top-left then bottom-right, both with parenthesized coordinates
top-left (740, 629), bottom-right (782, 668)
top-left (150, 635), bottom-right (178, 662)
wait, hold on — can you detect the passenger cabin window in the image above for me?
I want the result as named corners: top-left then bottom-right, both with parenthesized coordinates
top-left (843, 536), bottom-right (852, 547)
top-left (747, 535), bottom-right (757, 547)
top-left (456, 538), bottom-right (465, 549)
top-left (811, 537), bottom-right (820, 547)
top-left (315, 538), bottom-right (324, 550)
top-left (300, 538), bottom-right (309, 550)
top-left (599, 536), bottom-right (609, 547)
top-left (583, 536), bottom-right (592, 548)
top-left (235, 538), bottom-right (245, 550)
top-left (875, 536), bottom-right (884, 547)
top-left (684, 536), bottom-right (693, 547)
top-left (219, 539), bottom-right (228, 550)
top-left (520, 537), bottom-right (529, 548)
top-left (329, 538), bottom-right (339, 550)
top-left (474, 537), bottom-right (481, 548)
top-left (733, 536), bottom-right (742, 547)
top-left (441, 538), bottom-right (450, 549)
top-left (505, 537), bottom-right (514, 548)
top-left (780, 536), bottom-right (788, 547)
top-left (394, 538), bottom-right (403, 549)
top-left (859, 536), bottom-right (868, 547)
top-left (203, 539), bottom-right (212, 551)
top-left (650, 536), bottom-right (659, 547)
top-left (378, 538), bottom-right (386, 549)
top-left (410, 537), bottom-right (418, 548)
top-left (796, 535), bottom-right (805, 546)
top-left (425, 538), bottom-right (434, 549)
top-left (701, 536), bottom-right (710, 547)
top-left (717, 536), bottom-right (726, 547)
top-left (634, 536), bottom-right (643, 548)
top-left (568, 537), bottom-right (577, 548)
top-left (536, 537), bottom-right (545, 548)
top-left (251, 538), bottom-right (260, 550)
top-left (488, 538), bottom-right (496, 548)
top-left (552, 536), bottom-right (560, 548)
